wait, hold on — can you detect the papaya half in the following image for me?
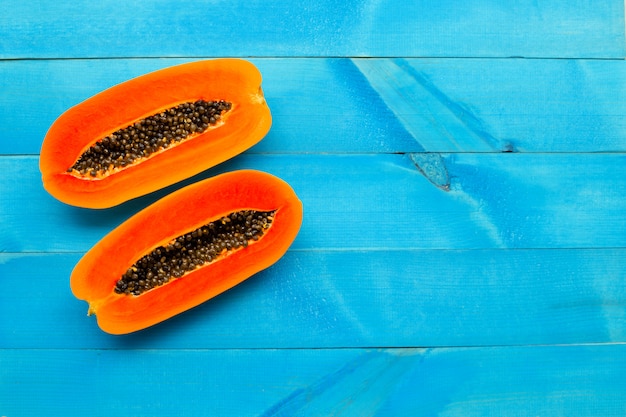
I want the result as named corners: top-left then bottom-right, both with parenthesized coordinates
top-left (70, 170), bottom-right (303, 334)
top-left (40, 59), bottom-right (271, 209)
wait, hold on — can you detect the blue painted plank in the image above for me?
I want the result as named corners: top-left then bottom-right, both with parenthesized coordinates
top-left (353, 58), bottom-right (626, 152)
top-left (2, 249), bottom-right (624, 348)
top-left (2, 345), bottom-right (625, 416)
top-left (2, 58), bottom-right (626, 154)
top-left (1, 0), bottom-right (623, 59)
top-left (2, 153), bottom-right (626, 253)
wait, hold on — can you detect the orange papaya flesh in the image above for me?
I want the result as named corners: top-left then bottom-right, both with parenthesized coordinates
top-left (70, 170), bottom-right (303, 335)
top-left (40, 59), bottom-right (271, 209)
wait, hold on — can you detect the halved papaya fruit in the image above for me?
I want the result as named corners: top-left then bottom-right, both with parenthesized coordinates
top-left (40, 59), bottom-right (271, 208)
top-left (70, 170), bottom-right (303, 334)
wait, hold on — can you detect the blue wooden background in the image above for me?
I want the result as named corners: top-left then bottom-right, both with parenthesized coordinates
top-left (2, 1), bottom-right (626, 415)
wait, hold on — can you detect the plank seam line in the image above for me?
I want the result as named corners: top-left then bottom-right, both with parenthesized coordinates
top-left (4, 151), bottom-right (626, 157)
top-left (2, 342), bottom-right (625, 352)
top-left (4, 246), bottom-right (626, 256)
top-left (1, 56), bottom-right (625, 62)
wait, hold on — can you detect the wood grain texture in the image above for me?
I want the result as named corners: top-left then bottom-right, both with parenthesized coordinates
top-left (3, 58), bottom-right (626, 155)
top-left (1, 0), bottom-right (623, 59)
top-left (1, 345), bottom-right (625, 416)
top-left (1, 250), bottom-right (624, 348)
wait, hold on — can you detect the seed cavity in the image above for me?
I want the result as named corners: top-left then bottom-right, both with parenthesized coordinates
top-left (114, 210), bottom-right (275, 296)
top-left (69, 99), bottom-right (232, 178)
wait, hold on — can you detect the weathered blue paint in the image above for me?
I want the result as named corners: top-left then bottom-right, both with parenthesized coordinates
top-left (409, 153), bottom-right (450, 190)
top-left (2, 0), bottom-right (626, 415)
